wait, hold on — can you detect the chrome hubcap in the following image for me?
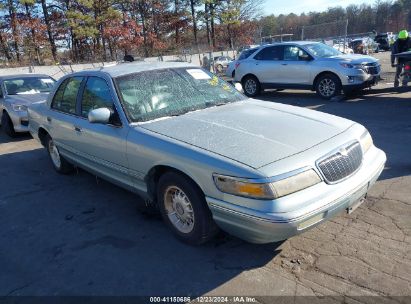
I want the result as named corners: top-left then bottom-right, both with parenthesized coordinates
top-left (319, 78), bottom-right (336, 97)
top-left (164, 186), bottom-right (195, 234)
top-left (245, 79), bottom-right (257, 95)
top-left (48, 139), bottom-right (61, 168)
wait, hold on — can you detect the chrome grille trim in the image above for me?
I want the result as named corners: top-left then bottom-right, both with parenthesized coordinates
top-left (316, 141), bottom-right (363, 184)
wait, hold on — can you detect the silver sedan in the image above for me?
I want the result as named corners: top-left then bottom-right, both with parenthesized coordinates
top-left (0, 74), bottom-right (55, 137)
top-left (28, 62), bottom-right (386, 245)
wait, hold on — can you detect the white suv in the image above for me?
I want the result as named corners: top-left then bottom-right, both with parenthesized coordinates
top-left (234, 41), bottom-right (381, 99)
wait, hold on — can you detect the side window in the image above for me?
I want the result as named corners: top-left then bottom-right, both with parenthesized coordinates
top-left (81, 77), bottom-right (114, 118)
top-left (52, 77), bottom-right (83, 115)
top-left (284, 46), bottom-right (309, 61)
top-left (254, 46), bottom-right (283, 61)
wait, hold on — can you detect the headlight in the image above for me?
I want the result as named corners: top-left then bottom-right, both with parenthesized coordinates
top-left (213, 169), bottom-right (321, 200)
top-left (340, 63), bottom-right (363, 69)
top-left (12, 104), bottom-right (28, 112)
top-left (360, 130), bottom-right (373, 154)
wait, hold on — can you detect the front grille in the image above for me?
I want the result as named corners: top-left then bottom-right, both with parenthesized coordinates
top-left (317, 142), bottom-right (363, 183)
top-left (364, 63), bottom-right (381, 75)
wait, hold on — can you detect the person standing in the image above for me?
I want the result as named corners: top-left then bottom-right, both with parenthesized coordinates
top-left (391, 30), bottom-right (411, 87)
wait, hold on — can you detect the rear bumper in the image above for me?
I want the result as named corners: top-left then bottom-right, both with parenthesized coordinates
top-left (207, 147), bottom-right (386, 244)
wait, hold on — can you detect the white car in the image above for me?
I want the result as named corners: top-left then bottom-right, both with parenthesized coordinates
top-left (213, 56), bottom-right (232, 73)
top-left (234, 41), bottom-right (381, 99)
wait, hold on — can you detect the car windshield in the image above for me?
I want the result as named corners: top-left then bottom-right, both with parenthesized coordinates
top-left (305, 43), bottom-right (342, 58)
top-left (115, 68), bottom-right (246, 123)
top-left (4, 77), bottom-right (55, 95)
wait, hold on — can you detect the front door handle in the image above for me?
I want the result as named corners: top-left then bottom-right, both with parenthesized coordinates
top-left (281, 63), bottom-right (288, 66)
top-left (74, 126), bottom-right (82, 133)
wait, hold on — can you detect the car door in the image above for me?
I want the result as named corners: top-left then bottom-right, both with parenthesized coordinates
top-left (278, 45), bottom-right (313, 85)
top-left (48, 76), bottom-right (84, 159)
top-left (73, 76), bottom-right (131, 187)
top-left (252, 45), bottom-right (284, 84)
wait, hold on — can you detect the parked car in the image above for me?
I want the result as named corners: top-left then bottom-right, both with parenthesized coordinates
top-left (374, 34), bottom-right (391, 51)
top-left (225, 47), bottom-right (259, 78)
top-left (350, 38), bottom-right (379, 54)
top-left (234, 41), bottom-right (381, 99)
top-left (0, 74), bottom-right (55, 137)
top-left (213, 56), bottom-right (233, 73)
top-left (28, 61), bottom-right (386, 245)
top-left (332, 43), bottom-right (354, 54)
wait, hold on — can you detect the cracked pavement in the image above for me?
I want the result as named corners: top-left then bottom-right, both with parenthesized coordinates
top-left (0, 74), bottom-right (410, 301)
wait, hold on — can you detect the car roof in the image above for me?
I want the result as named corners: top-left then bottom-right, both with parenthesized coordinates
top-left (71, 61), bottom-right (197, 78)
top-left (258, 41), bottom-right (319, 48)
top-left (0, 74), bottom-right (52, 81)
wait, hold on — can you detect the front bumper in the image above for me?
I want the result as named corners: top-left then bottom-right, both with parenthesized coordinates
top-left (8, 110), bottom-right (29, 133)
top-left (207, 147), bottom-right (386, 244)
top-left (343, 75), bottom-right (380, 92)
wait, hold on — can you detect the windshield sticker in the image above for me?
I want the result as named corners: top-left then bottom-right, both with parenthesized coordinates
top-left (186, 69), bottom-right (211, 80)
top-left (41, 79), bottom-right (54, 84)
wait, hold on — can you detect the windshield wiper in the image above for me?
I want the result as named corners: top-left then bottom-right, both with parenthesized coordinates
top-left (169, 110), bottom-right (191, 117)
top-left (205, 101), bottom-right (228, 107)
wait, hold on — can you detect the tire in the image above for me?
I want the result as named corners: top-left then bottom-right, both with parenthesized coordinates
top-left (45, 134), bottom-right (74, 174)
top-left (1, 112), bottom-right (17, 138)
top-left (315, 74), bottom-right (342, 100)
top-left (231, 70), bottom-right (235, 78)
top-left (157, 172), bottom-right (218, 245)
top-left (242, 75), bottom-right (261, 97)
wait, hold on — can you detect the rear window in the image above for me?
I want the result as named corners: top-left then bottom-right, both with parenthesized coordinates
top-left (238, 48), bottom-right (258, 60)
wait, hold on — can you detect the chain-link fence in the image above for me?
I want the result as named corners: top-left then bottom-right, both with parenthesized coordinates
top-left (302, 20), bottom-right (349, 42)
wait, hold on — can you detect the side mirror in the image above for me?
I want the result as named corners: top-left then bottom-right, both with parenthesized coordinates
top-left (88, 108), bottom-right (111, 124)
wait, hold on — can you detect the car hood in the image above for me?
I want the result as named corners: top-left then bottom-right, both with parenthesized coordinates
top-left (5, 93), bottom-right (49, 105)
top-left (139, 99), bottom-right (354, 169)
top-left (325, 54), bottom-right (378, 64)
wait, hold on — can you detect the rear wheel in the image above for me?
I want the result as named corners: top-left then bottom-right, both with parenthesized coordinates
top-left (157, 172), bottom-right (218, 245)
top-left (1, 112), bottom-right (17, 138)
top-left (45, 134), bottom-right (74, 174)
top-left (242, 75), bottom-right (261, 97)
top-left (315, 74), bottom-right (342, 99)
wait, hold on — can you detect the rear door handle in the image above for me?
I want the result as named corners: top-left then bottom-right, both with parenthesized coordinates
top-left (281, 63), bottom-right (288, 66)
top-left (74, 126), bottom-right (82, 133)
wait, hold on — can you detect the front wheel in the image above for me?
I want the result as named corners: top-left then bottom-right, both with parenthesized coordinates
top-left (157, 172), bottom-right (218, 245)
top-left (242, 75), bottom-right (261, 97)
top-left (315, 74), bottom-right (342, 99)
top-left (45, 135), bottom-right (74, 174)
top-left (1, 112), bottom-right (17, 138)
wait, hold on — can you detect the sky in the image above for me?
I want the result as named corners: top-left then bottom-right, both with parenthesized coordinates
top-left (263, 0), bottom-right (376, 16)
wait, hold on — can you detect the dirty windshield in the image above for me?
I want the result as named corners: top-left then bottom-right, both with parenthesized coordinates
top-left (115, 68), bottom-right (246, 122)
top-left (305, 43), bottom-right (342, 58)
top-left (4, 77), bottom-right (55, 95)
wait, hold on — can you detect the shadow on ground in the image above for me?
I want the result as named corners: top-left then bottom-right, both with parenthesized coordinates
top-left (0, 148), bottom-right (281, 296)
